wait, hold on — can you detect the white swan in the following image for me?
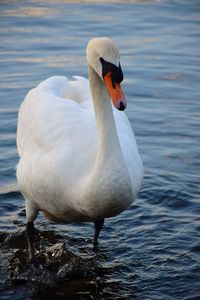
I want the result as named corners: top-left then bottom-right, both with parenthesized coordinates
top-left (16, 37), bottom-right (143, 261)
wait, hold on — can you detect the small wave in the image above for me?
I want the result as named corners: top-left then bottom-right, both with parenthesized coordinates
top-left (141, 188), bottom-right (191, 210)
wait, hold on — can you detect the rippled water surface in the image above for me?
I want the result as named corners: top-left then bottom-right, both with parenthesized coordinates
top-left (0, 0), bottom-right (200, 299)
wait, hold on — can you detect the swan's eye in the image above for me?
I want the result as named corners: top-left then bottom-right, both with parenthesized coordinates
top-left (99, 57), bottom-right (104, 63)
top-left (99, 57), bottom-right (123, 88)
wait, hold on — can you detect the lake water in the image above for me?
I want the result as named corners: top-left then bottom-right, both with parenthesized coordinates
top-left (0, 0), bottom-right (200, 299)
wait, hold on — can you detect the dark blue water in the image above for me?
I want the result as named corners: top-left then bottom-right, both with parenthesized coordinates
top-left (0, 1), bottom-right (200, 299)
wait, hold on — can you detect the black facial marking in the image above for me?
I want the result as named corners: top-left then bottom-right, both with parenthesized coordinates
top-left (119, 101), bottom-right (126, 111)
top-left (99, 57), bottom-right (123, 88)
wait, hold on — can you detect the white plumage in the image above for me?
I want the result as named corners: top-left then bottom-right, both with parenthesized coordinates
top-left (16, 37), bottom-right (143, 236)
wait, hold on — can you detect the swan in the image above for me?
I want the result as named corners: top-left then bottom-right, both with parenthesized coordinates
top-left (16, 37), bottom-right (143, 262)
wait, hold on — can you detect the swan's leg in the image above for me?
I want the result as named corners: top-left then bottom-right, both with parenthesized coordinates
top-left (26, 221), bottom-right (37, 263)
top-left (25, 200), bottom-right (38, 265)
top-left (93, 219), bottom-right (104, 246)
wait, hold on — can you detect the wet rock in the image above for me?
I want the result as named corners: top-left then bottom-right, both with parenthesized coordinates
top-left (0, 228), bottom-right (101, 299)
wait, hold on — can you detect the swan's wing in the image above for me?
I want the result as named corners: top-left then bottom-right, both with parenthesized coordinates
top-left (17, 76), bottom-right (96, 158)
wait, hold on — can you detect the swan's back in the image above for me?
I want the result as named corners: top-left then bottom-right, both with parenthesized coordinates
top-left (17, 76), bottom-right (94, 154)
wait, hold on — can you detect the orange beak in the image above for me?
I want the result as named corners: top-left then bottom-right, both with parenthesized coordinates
top-left (104, 72), bottom-right (127, 111)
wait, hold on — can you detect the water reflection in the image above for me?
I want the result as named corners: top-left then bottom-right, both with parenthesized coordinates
top-left (2, 6), bottom-right (61, 18)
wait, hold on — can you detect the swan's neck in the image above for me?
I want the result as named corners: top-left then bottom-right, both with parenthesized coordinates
top-left (88, 65), bottom-right (121, 164)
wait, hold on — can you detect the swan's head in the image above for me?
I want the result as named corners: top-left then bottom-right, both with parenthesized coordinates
top-left (87, 37), bottom-right (127, 111)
